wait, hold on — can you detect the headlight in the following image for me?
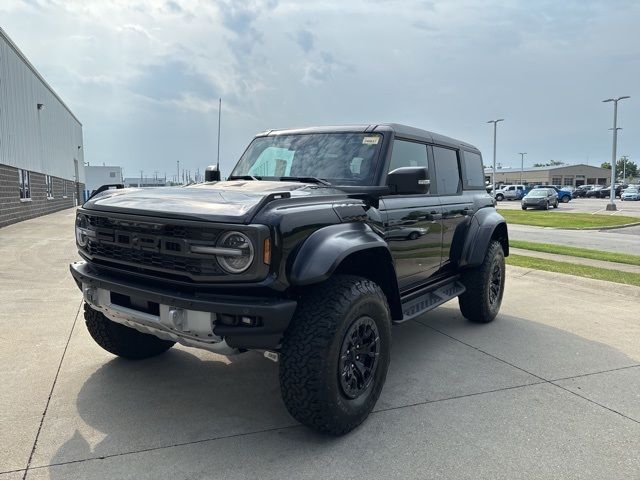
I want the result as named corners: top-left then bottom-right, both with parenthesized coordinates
top-left (75, 215), bottom-right (94, 248)
top-left (216, 231), bottom-right (254, 274)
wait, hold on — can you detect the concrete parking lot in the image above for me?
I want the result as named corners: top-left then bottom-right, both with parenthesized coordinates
top-left (497, 196), bottom-right (640, 217)
top-left (2, 209), bottom-right (640, 479)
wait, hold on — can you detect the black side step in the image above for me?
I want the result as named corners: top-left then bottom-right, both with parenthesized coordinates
top-left (395, 278), bottom-right (466, 324)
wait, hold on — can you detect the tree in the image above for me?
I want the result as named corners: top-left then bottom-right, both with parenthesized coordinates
top-left (532, 160), bottom-right (566, 167)
top-left (601, 158), bottom-right (638, 179)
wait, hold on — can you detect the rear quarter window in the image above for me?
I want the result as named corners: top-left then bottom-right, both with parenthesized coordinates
top-left (461, 150), bottom-right (485, 190)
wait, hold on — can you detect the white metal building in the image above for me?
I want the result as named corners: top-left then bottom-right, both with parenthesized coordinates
top-left (0, 27), bottom-right (85, 227)
top-left (85, 165), bottom-right (123, 196)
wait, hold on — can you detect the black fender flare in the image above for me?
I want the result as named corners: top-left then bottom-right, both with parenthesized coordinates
top-left (289, 222), bottom-right (403, 319)
top-left (289, 222), bottom-right (391, 286)
top-left (459, 208), bottom-right (509, 268)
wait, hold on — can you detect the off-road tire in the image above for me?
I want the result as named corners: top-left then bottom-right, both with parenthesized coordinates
top-left (84, 303), bottom-right (175, 359)
top-left (458, 241), bottom-right (505, 324)
top-left (279, 275), bottom-right (391, 435)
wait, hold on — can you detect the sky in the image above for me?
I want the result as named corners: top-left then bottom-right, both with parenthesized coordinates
top-left (2, 0), bottom-right (639, 180)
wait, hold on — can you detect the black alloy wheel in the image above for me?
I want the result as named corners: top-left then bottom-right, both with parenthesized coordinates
top-left (488, 262), bottom-right (503, 309)
top-left (339, 316), bottom-right (380, 399)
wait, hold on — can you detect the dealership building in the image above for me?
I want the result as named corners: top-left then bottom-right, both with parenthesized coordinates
top-left (0, 27), bottom-right (84, 228)
top-left (485, 164), bottom-right (611, 188)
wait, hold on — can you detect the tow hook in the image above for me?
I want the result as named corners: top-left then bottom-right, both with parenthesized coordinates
top-left (264, 351), bottom-right (279, 363)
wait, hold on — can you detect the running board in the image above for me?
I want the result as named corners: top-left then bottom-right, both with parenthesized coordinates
top-left (395, 280), bottom-right (466, 324)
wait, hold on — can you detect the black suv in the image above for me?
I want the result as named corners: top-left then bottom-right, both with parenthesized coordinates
top-left (71, 124), bottom-right (509, 435)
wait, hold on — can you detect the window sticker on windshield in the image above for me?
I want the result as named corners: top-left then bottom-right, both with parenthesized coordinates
top-left (362, 136), bottom-right (380, 145)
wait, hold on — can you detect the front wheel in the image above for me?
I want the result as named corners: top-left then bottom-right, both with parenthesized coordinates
top-left (521, 205), bottom-right (527, 210)
top-left (553, 200), bottom-right (559, 208)
top-left (562, 196), bottom-right (570, 203)
top-left (84, 304), bottom-right (175, 359)
top-left (459, 241), bottom-right (505, 324)
top-left (496, 194), bottom-right (504, 201)
top-left (279, 275), bottom-right (391, 435)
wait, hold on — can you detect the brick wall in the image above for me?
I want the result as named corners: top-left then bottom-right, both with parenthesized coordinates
top-left (0, 164), bottom-right (83, 228)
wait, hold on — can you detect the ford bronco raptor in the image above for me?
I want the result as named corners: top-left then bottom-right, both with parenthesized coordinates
top-left (71, 124), bottom-right (508, 435)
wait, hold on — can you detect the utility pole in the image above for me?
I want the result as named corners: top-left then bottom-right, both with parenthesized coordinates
top-left (140, 170), bottom-right (143, 188)
top-left (603, 96), bottom-right (630, 210)
top-left (487, 119), bottom-right (504, 196)
top-left (518, 152), bottom-right (527, 185)
top-left (177, 160), bottom-right (180, 185)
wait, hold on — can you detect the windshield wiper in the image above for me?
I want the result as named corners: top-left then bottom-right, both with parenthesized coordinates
top-left (278, 176), bottom-right (332, 186)
top-left (228, 175), bottom-right (260, 181)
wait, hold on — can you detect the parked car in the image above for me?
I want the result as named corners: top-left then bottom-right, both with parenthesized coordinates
top-left (595, 184), bottom-right (627, 199)
top-left (573, 185), bottom-right (594, 198)
top-left (495, 184), bottom-right (526, 201)
top-left (532, 185), bottom-right (572, 203)
top-left (71, 123), bottom-right (508, 435)
top-left (621, 187), bottom-right (640, 201)
top-left (586, 185), bottom-right (607, 198)
top-left (521, 188), bottom-right (559, 210)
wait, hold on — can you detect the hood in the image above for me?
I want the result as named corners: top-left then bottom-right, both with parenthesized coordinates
top-left (83, 180), bottom-right (347, 223)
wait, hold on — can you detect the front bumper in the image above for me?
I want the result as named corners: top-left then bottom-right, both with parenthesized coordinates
top-left (70, 261), bottom-right (297, 351)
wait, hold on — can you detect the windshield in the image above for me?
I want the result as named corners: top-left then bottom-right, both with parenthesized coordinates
top-left (527, 190), bottom-right (548, 197)
top-left (230, 133), bottom-right (383, 185)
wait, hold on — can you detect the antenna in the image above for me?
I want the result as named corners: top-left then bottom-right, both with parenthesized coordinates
top-left (216, 98), bottom-right (222, 172)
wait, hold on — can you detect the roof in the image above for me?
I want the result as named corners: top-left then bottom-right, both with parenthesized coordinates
top-left (0, 26), bottom-right (81, 125)
top-left (257, 123), bottom-right (479, 152)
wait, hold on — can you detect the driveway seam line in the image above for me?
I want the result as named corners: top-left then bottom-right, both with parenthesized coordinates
top-left (22, 299), bottom-right (81, 480)
top-left (26, 381), bottom-right (548, 472)
top-left (549, 364), bottom-right (640, 382)
top-left (373, 381), bottom-right (547, 414)
top-left (414, 320), bottom-right (548, 381)
top-left (26, 423), bottom-right (301, 472)
top-left (549, 382), bottom-right (640, 425)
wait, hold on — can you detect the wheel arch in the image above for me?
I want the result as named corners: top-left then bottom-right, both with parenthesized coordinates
top-left (458, 208), bottom-right (509, 269)
top-left (288, 223), bottom-right (403, 320)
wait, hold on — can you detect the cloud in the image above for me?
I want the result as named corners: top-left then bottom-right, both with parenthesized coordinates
top-left (129, 60), bottom-right (218, 106)
top-left (294, 28), bottom-right (314, 53)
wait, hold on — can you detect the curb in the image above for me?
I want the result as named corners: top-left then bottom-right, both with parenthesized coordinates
top-left (506, 221), bottom-right (640, 231)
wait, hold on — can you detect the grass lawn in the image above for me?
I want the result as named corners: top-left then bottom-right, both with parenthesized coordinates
top-left (498, 209), bottom-right (640, 229)
top-left (507, 254), bottom-right (640, 287)
top-left (509, 240), bottom-right (640, 266)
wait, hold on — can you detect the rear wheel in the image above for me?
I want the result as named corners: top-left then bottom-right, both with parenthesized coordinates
top-left (496, 194), bottom-right (504, 201)
top-left (84, 304), bottom-right (175, 359)
top-left (459, 241), bottom-right (505, 324)
top-left (279, 275), bottom-right (391, 435)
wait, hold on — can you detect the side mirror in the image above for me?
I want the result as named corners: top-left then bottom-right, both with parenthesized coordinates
top-left (387, 167), bottom-right (429, 195)
top-left (205, 165), bottom-right (221, 182)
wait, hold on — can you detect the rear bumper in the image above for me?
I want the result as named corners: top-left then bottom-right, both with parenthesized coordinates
top-left (70, 261), bottom-right (297, 351)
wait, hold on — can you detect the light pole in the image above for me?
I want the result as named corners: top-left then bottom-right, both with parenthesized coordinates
top-left (621, 155), bottom-right (629, 182)
top-left (487, 119), bottom-right (504, 196)
top-left (603, 96), bottom-right (630, 210)
top-left (518, 152), bottom-right (527, 185)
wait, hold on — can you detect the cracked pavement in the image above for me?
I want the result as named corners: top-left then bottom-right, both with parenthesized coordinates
top-left (1, 209), bottom-right (639, 479)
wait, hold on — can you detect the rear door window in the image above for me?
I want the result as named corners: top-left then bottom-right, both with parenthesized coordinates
top-left (432, 146), bottom-right (461, 195)
top-left (461, 150), bottom-right (485, 189)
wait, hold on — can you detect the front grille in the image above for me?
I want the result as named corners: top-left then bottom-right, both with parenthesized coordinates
top-left (83, 214), bottom-right (226, 280)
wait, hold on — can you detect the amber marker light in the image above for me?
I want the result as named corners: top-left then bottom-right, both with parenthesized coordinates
top-left (263, 238), bottom-right (271, 265)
